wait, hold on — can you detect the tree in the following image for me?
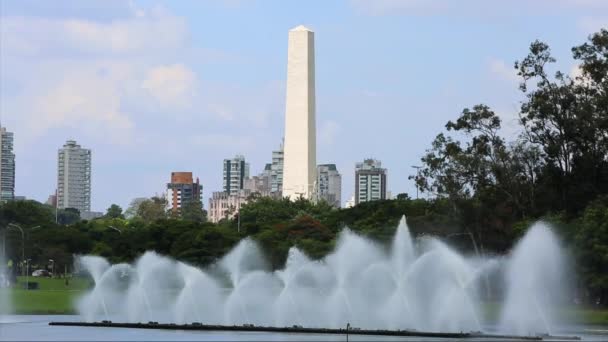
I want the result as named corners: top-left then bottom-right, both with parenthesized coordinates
top-left (181, 200), bottom-right (206, 222)
top-left (105, 204), bottom-right (124, 219)
top-left (516, 32), bottom-right (608, 214)
top-left (124, 198), bottom-right (148, 219)
top-left (574, 196), bottom-right (608, 305)
top-left (57, 208), bottom-right (80, 225)
top-left (135, 196), bottom-right (167, 223)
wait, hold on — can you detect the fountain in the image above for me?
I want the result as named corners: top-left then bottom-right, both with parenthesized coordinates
top-left (73, 217), bottom-right (570, 336)
top-left (1, 232), bottom-right (13, 321)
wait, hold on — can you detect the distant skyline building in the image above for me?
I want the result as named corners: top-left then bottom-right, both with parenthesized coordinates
top-left (317, 164), bottom-right (341, 207)
top-left (57, 140), bottom-right (91, 212)
top-left (166, 172), bottom-right (202, 213)
top-left (223, 155), bottom-right (249, 195)
top-left (355, 159), bottom-right (387, 204)
top-left (208, 190), bottom-right (252, 223)
top-left (282, 25), bottom-right (317, 200)
top-left (270, 143), bottom-right (284, 195)
top-left (0, 126), bottom-right (15, 202)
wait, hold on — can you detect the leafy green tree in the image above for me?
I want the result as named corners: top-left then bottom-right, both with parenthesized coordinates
top-left (124, 197), bottom-right (148, 219)
top-left (574, 196), bottom-right (608, 305)
top-left (105, 204), bottom-right (124, 219)
top-left (180, 200), bottom-right (206, 222)
top-left (57, 208), bottom-right (80, 225)
top-left (135, 196), bottom-right (167, 223)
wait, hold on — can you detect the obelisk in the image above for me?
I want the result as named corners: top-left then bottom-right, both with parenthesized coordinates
top-left (282, 25), bottom-right (316, 201)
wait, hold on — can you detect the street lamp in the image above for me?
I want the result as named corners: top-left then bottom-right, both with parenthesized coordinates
top-left (25, 258), bottom-right (31, 290)
top-left (411, 166), bottom-right (422, 199)
top-left (7, 223), bottom-right (40, 277)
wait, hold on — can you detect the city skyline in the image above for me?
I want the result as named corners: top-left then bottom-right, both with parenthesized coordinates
top-left (1, 1), bottom-right (604, 211)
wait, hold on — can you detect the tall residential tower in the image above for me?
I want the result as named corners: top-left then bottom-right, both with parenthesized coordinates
top-left (166, 172), bottom-right (202, 213)
top-left (0, 126), bottom-right (15, 202)
top-left (223, 155), bottom-right (249, 195)
top-left (57, 140), bottom-right (91, 212)
top-left (282, 25), bottom-right (317, 200)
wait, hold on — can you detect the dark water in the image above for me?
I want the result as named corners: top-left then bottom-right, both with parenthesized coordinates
top-left (1, 315), bottom-right (607, 341)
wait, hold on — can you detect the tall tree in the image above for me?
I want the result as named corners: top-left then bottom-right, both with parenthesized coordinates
top-left (105, 204), bottom-right (124, 219)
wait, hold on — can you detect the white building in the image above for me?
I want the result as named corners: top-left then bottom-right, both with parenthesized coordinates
top-left (355, 159), bottom-right (387, 204)
top-left (208, 190), bottom-right (252, 223)
top-left (223, 155), bottom-right (249, 195)
top-left (317, 164), bottom-right (341, 207)
top-left (282, 25), bottom-right (317, 200)
top-left (270, 143), bottom-right (284, 195)
top-left (57, 140), bottom-right (91, 212)
top-left (0, 126), bottom-right (15, 202)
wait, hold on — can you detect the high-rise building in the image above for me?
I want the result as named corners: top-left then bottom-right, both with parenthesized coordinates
top-left (282, 25), bottom-right (317, 200)
top-left (270, 143), bottom-right (284, 195)
top-left (355, 159), bottom-right (387, 204)
top-left (317, 164), bottom-right (341, 207)
top-left (166, 172), bottom-right (203, 213)
top-left (57, 140), bottom-right (91, 212)
top-left (223, 155), bottom-right (249, 195)
top-left (208, 190), bottom-right (252, 223)
top-left (0, 126), bottom-right (15, 202)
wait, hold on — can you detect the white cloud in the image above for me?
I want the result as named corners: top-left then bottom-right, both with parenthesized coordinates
top-left (488, 58), bottom-right (519, 83)
top-left (0, 6), bottom-right (187, 57)
top-left (142, 64), bottom-right (197, 108)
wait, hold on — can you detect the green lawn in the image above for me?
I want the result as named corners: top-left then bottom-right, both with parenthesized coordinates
top-left (5, 276), bottom-right (91, 314)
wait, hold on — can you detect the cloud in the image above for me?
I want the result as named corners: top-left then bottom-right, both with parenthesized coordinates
top-left (142, 64), bottom-right (197, 108)
top-left (1, 7), bottom-right (187, 58)
top-left (488, 58), bottom-right (518, 83)
top-left (0, 4), bottom-right (196, 146)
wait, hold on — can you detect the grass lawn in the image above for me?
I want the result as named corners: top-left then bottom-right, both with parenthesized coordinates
top-left (6, 276), bottom-right (92, 314)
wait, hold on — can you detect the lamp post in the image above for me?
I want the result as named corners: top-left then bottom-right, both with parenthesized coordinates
top-left (7, 224), bottom-right (25, 276)
top-left (49, 259), bottom-right (55, 278)
top-left (25, 258), bottom-right (31, 290)
top-left (7, 224), bottom-right (40, 277)
top-left (411, 165), bottom-right (422, 199)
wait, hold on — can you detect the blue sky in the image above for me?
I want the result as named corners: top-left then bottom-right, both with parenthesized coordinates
top-left (1, 0), bottom-right (606, 212)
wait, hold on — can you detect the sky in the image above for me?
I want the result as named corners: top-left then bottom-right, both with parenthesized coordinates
top-left (1, 0), bottom-right (606, 212)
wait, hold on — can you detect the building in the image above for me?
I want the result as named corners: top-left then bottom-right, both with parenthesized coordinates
top-left (208, 190), bottom-right (252, 223)
top-left (223, 155), bottom-right (249, 195)
top-left (0, 126), bottom-right (15, 202)
top-left (282, 25), bottom-right (317, 200)
top-left (57, 140), bottom-right (91, 212)
top-left (244, 167), bottom-right (271, 195)
top-left (81, 211), bottom-right (103, 220)
top-left (317, 164), bottom-right (341, 207)
top-left (46, 193), bottom-right (57, 207)
top-left (270, 143), bottom-right (284, 195)
top-left (166, 172), bottom-right (202, 213)
top-left (355, 159), bottom-right (387, 204)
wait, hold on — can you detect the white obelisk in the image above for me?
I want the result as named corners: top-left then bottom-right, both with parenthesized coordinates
top-left (282, 25), bottom-right (316, 201)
